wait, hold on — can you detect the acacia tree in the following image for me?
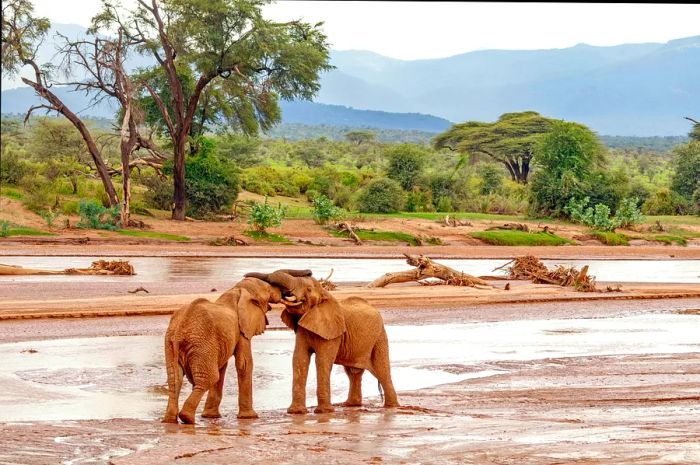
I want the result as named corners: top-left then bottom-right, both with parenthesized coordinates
top-left (433, 111), bottom-right (555, 184)
top-left (1, 0), bottom-right (119, 206)
top-left (93, 0), bottom-right (332, 220)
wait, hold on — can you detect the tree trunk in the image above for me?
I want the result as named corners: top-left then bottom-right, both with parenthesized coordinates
top-left (520, 157), bottom-right (530, 184)
top-left (172, 137), bottom-right (187, 220)
top-left (503, 161), bottom-right (516, 181)
top-left (119, 107), bottom-right (133, 227)
top-left (23, 79), bottom-right (119, 207)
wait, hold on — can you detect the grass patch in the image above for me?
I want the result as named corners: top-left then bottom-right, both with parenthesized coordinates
top-left (647, 234), bottom-right (687, 246)
top-left (469, 230), bottom-right (574, 246)
top-left (645, 215), bottom-right (700, 226)
top-left (243, 230), bottom-right (291, 243)
top-left (368, 211), bottom-right (528, 222)
top-left (1, 225), bottom-right (54, 237)
top-left (0, 187), bottom-right (23, 200)
top-left (590, 231), bottom-right (629, 246)
top-left (116, 230), bottom-right (190, 242)
top-left (330, 228), bottom-right (420, 246)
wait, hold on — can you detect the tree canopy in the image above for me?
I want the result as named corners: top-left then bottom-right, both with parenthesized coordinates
top-left (433, 111), bottom-right (555, 183)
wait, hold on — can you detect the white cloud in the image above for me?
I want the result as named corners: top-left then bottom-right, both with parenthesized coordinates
top-left (27, 0), bottom-right (700, 60)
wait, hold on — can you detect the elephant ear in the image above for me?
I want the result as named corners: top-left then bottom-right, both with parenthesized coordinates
top-left (280, 309), bottom-right (298, 331)
top-left (298, 299), bottom-right (346, 340)
top-left (237, 288), bottom-right (268, 339)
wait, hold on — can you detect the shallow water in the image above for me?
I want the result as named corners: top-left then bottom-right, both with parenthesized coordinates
top-left (1, 313), bottom-right (697, 422)
top-left (1, 256), bottom-right (698, 284)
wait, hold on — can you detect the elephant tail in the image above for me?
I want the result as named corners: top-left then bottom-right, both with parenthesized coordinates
top-left (165, 337), bottom-right (181, 387)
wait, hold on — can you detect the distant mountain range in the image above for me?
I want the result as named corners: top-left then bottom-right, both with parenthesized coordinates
top-left (2, 23), bottom-right (699, 136)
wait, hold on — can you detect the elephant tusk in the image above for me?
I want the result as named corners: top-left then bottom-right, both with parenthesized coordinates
top-left (283, 300), bottom-right (303, 307)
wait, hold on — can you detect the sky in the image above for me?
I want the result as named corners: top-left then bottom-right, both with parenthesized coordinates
top-left (31, 0), bottom-right (700, 60)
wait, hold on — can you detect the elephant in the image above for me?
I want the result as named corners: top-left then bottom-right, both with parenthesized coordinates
top-left (162, 270), bottom-right (312, 424)
top-left (245, 270), bottom-right (399, 414)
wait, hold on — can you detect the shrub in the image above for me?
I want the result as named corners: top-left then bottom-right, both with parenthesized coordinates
top-left (0, 148), bottom-right (29, 185)
top-left (247, 199), bottom-right (286, 232)
top-left (478, 164), bottom-right (504, 195)
top-left (143, 175), bottom-right (173, 211)
top-left (0, 221), bottom-right (9, 237)
top-left (565, 196), bottom-right (644, 231)
top-left (642, 189), bottom-right (689, 215)
top-left (405, 188), bottom-right (433, 212)
top-left (77, 200), bottom-right (119, 230)
top-left (693, 187), bottom-right (700, 216)
top-left (311, 194), bottom-right (344, 225)
top-left (61, 200), bottom-right (80, 215)
top-left (39, 208), bottom-right (61, 229)
top-left (435, 196), bottom-right (454, 212)
top-left (305, 189), bottom-right (320, 202)
top-left (19, 175), bottom-right (55, 213)
top-left (386, 144), bottom-right (426, 190)
top-left (614, 198), bottom-right (644, 229)
top-left (358, 178), bottom-right (405, 213)
top-left (670, 141), bottom-right (700, 200)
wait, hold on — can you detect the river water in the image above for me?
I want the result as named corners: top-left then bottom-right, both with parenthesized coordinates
top-left (1, 256), bottom-right (699, 283)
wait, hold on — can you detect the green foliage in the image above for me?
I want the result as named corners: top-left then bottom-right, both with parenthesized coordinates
top-left (243, 230), bottom-right (291, 243)
top-left (642, 189), bottom-right (690, 215)
top-left (435, 196), bottom-right (454, 213)
top-left (311, 194), bottom-right (344, 225)
top-left (478, 164), bottom-right (504, 195)
top-left (469, 230), bottom-right (573, 246)
top-left (670, 141), bottom-right (700, 200)
top-left (405, 188), bottom-right (434, 213)
top-left (39, 208), bottom-right (61, 229)
top-left (529, 121), bottom-right (603, 217)
top-left (216, 133), bottom-right (262, 168)
top-left (693, 187), bottom-right (700, 216)
top-left (142, 175), bottom-right (173, 211)
top-left (650, 234), bottom-right (687, 246)
top-left (345, 130), bottom-right (376, 145)
top-left (170, 137), bottom-right (240, 218)
top-left (1, 0), bottom-right (50, 77)
top-left (77, 200), bottom-right (119, 230)
top-left (358, 178), bottom-right (405, 213)
top-left (0, 221), bottom-right (8, 237)
top-left (434, 111), bottom-right (555, 183)
top-left (247, 199), bottom-right (286, 232)
top-left (61, 200), bottom-right (80, 215)
top-left (565, 197), bottom-right (644, 231)
top-left (590, 231), bottom-right (629, 246)
top-left (385, 144), bottom-right (427, 190)
top-left (0, 146), bottom-right (29, 184)
top-left (330, 228), bottom-right (419, 246)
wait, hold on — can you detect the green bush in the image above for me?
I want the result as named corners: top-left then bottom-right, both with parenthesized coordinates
top-left (478, 164), bottom-right (504, 195)
top-left (435, 196), bottom-right (454, 212)
top-left (693, 187), bottom-right (700, 216)
top-left (143, 175), bottom-right (173, 211)
top-left (61, 200), bottom-right (80, 215)
top-left (386, 144), bottom-right (426, 190)
top-left (358, 178), bottom-right (405, 213)
top-left (0, 148), bottom-right (29, 185)
top-left (405, 188), bottom-right (434, 212)
top-left (642, 189), bottom-right (689, 215)
top-left (311, 194), bottom-right (344, 225)
top-left (305, 189), bottom-right (320, 202)
top-left (590, 231), bottom-right (629, 246)
top-left (565, 196), bottom-right (644, 231)
top-left (0, 221), bottom-right (9, 237)
top-left (247, 199), bottom-right (286, 232)
top-left (39, 208), bottom-right (61, 229)
top-left (670, 141), bottom-right (700, 200)
top-left (19, 175), bottom-right (55, 213)
top-left (77, 200), bottom-right (119, 230)
top-left (614, 197), bottom-right (645, 228)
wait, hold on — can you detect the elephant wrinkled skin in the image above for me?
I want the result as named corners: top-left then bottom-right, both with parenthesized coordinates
top-left (163, 272), bottom-right (310, 424)
top-left (245, 270), bottom-right (400, 414)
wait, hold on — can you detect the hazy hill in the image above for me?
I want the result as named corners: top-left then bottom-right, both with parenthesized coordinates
top-left (2, 22), bottom-right (698, 136)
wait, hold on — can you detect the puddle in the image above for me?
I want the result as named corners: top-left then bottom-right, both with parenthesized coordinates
top-left (0, 313), bottom-right (698, 422)
top-left (0, 256), bottom-right (698, 284)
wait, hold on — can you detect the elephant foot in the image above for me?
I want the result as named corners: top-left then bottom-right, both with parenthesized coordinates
top-left (341, 400), bottom-right (363, 407)
top-left (201, 410), bottom-right (221, 419)
top-left (162, 415), bottom-right (179, 424)
top-left (178, 410), bottom-right (196, 424)
top-left (237, 410), bottom-right (259, 419)
top-left (383, 400), bottom-right (400, 408)
top-left (314, 404), bottom-right (335, 414)
top-left (287, 405), bottom-right (308, 415)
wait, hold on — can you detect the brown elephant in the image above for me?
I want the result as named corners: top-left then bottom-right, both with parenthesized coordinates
top-left (163, 270), bottom-right (311, 424)
top-left (245, 270), bottom-right (399, 414)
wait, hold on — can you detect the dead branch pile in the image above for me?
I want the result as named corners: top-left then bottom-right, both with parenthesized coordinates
top-left (494, 255), bottom-right (597, 292)
top-left (209, 236), bottom-right (248, 246)
top-left (65, 260), bottom-right (135, 275)
top-left (486, 223), bottom-right (529, 232)
top-left (319, 269), bottom-right (337, 291)
top-left (367, 254), bottom-right (492, 289)
top-left (442, 215), bottom-right (472, 227)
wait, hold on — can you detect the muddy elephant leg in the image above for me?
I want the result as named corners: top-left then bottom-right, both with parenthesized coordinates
top-left (202, 362), bottom-right (227, 418)
top-left (288, 335), bottom-right (311, 414)
top-left (179, 356), bottom-right (218, 424)
top-left (342, 366), bottom-right (364, 407)
top-left (163, 340), bottom-right (184, 423)
top-left (369, 334), bottom-right (400, 408)
top-left (314, 340), bottom-right (341, 414)
top-left (234, 338), bottom-right (258, 419)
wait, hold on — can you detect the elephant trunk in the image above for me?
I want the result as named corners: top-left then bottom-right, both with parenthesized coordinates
top-left (244, 269), bottom-right (312, 283)
top-left (266, 271), bottom-right (298, 292)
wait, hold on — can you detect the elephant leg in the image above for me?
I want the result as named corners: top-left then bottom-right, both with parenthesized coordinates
top-left (288, 336), bottom-right (311, 415)
top-left (369, 335), bottom-right (400, 408)
top-left (202, 362), bottom-right (227, 418)
top-left (179, 356), bottom-right (218, 424)
top-left (234, 338), bottom-right (258, 419)
top-left (314, 341), bottom-right (341, 414)
top-left (163, 340), bottom-right (184, 423)
top-left (342, 366), bottom-right (364, 407)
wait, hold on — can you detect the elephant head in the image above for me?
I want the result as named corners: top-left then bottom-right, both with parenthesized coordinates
top-left (245, 270), bottom-right (346, 341)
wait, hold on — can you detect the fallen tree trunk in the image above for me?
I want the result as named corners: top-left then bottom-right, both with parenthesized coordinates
top-left (367, 254), bottom-right (492, 288)
top-left (337, 222), bottom-right (362, 245)
top-left (0, 260), bottom-right (134, 276)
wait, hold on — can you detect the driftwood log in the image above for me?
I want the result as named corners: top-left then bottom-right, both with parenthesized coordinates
top-left (367, 254), bottom-right (492, 288)
top-left (337, 222), bottom-right (362, 245)
top-left (442, 215), bottom-right (472, 227)
top-left (494, 255), bottom-right (596, 292)
top-left (486, 223), bottom-right (529, 232)
top-left (0, 260), bottom-right (134, 276)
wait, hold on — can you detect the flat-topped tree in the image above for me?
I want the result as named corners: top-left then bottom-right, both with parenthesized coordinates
top-left (93, 0), bottom-right (332, 220)
top-left (433, 111), bottom-right (555, 184)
